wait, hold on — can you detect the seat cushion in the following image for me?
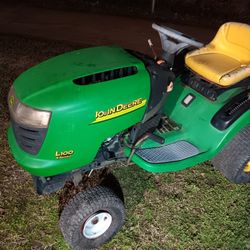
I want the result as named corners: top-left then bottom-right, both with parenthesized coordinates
top-left (185, 22), bottom-right (250, 87)
top-left (185, 51), bottom-right (242, 86)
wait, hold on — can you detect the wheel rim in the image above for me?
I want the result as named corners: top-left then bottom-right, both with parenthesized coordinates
top-left (82, 211), bottom-right (112, 239)
top-left (243, 161), bottom-right (250, 173)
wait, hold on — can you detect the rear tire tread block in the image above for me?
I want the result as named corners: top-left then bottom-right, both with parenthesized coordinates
top-left (212, 125), bottom-right (250, 183)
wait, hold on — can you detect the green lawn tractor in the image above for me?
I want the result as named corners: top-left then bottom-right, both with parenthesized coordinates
top-left (7, 22), bottom-right (250, 249)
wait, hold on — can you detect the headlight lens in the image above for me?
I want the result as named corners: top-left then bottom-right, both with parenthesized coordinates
top-left (8, 86), bottom-right (51, 128)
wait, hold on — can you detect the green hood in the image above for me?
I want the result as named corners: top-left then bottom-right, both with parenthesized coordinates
top-left (13, 46), bottom-right (142, 109)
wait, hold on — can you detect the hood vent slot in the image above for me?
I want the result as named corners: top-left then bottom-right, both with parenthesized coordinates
top-left (74, 66), bottom-right (138, 85)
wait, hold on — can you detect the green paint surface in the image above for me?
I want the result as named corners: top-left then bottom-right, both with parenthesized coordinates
top-left (8, 46), bottom-right (150, 176)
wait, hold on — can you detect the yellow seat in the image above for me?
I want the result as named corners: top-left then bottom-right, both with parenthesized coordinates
top-left (185, 22), bottom-right (250, 87)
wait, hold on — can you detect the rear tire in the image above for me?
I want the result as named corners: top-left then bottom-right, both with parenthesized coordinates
top-left (60, 186), bottom-right (125, 250)
top-left (211, 125), bottom-right (250, 183)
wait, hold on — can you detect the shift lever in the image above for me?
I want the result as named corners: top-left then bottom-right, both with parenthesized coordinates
top-left (148, 39), bottom-right (158, 60)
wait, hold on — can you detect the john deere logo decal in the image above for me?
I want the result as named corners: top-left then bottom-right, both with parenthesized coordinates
top-left (93, 98), bottom-right (146, 124)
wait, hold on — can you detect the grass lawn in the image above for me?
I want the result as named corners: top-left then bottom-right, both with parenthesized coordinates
top-left (0, 35), bottom-right (249, 250)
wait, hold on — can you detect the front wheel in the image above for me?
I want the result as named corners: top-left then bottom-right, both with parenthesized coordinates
top-left (60, 186), bottom-right (125, 250)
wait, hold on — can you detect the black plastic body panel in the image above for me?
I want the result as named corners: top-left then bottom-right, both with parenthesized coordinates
top-left (211, 90), bottom-right (250, 130)
top-left (127, 50), bottom-right (175, 119)
top-left (128, 114), bottom-right (162, 144)
top-left (126, 50), bottom-right (175, 144)
top-left (145, 64), bottom-right (175, 114)
top-left (33, 173), bottom-right (70, 195)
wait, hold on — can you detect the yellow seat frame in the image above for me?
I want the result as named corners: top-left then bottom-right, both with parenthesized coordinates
top-left (185, 22), bottom-right (250, 87)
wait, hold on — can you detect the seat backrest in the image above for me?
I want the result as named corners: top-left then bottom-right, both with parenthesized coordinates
top-left (211, 22), bottom-right (250, 64)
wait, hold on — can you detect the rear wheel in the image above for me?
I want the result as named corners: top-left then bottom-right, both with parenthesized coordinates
top-left (60, 186), bottom-right (125, 250)
top-left (211, 125), bottom-right (250, 183)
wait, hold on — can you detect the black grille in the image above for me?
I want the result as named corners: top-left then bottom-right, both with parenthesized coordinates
top-left (183, 75), bottom-right (219, 101)
top-left (12, 120), bottom-right (47, 155)
top-left (182, 70), bottom-right (250, 101)
top-left (73, 66), bottom-right (138, 85)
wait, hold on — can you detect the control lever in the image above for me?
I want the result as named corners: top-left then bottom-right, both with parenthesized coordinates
top-left (148, 39), bottom-right (158, 60)
top-left (148, 133), bottom-right (165, 144)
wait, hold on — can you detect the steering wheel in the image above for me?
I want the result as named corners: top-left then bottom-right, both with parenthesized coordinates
top-left (152, 23), bottom-right (203, 55)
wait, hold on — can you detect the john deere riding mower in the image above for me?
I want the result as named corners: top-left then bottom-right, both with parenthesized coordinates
top-left (7, 22), bottom-right (250, 249)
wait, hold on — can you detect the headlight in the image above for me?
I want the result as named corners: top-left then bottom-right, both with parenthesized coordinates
top-left (8, 86), bottom-right (51, 128)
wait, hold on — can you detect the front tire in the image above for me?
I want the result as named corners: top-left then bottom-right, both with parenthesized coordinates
top-left (211, 125), bottom-right (250, 183)
top-left (60, 186), bottom-right (125, 250)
